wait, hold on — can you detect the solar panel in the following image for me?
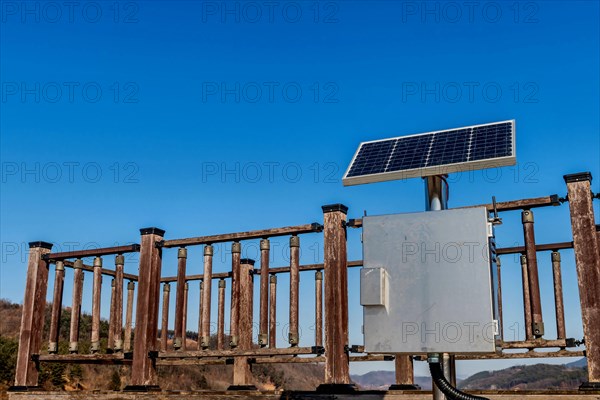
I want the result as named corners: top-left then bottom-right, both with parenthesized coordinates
top-left (342, 120), bottom-right (516, 186)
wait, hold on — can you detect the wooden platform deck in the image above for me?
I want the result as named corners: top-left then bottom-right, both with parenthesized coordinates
top-left (7, 390), bottom-right (600, 400)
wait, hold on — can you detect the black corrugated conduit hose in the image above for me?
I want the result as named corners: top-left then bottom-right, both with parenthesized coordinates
top-left (429, 356), bottom-right (490, 400)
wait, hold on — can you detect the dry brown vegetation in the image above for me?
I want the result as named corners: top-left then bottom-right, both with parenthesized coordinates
top-left (0, 299), bottom-right (323, 393)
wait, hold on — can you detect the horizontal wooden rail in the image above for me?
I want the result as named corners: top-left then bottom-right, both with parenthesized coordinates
top-left (157, 346), bottom-right (320, 359)
top-left (63, 260), bottom-right (138, 281)
top-left (456, 350), bottom-right (584, 360)
top-left (160, 260), bottom-right (364, 283)
top-left (45, 244), bottom-right (140, 261)
top-left (501, 339), bottom-right (575, 349)
top-left (161, 223), bottom-right (323, 248)
top-left (37, 353), bottom-right (131, 365)
top-left (462, 195), bottom-right (563, 213)
top-left (347, 195), bottom-right (563, 228)
top-left (496, 242), bottom-right (573, 255)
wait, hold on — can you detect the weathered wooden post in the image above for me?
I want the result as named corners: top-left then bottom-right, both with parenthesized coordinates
top-left (229, 258), bottom-right (256, 390)
top-left (564, 172), bottom-right (600, 389)
top-left (125, 227), bottom-right (164, 391)
top-left (390, 357), bottom-right (417, 390)
top-left (318, 204), bottom-right (353, 393)
top-left (48, 261), bottom-right (65, 354)
top-left (12, 241), bottom-right (53, 390)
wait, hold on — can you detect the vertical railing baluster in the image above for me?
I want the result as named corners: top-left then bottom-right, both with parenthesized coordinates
top-left (108, 279), bottom-right (116, 352)
top-left (522, 210), bottom-right (544, 337)
top-left (259, 239), bottom-right (270, 347)
top-left (315, 270), bottom-right (323, 348)
top-left (289, 235), bottom-right (300, 346)
top-left (91, 256), bottom-right (103, 353)
top-left (114, 254), bottom-right (125, 352)
top-left (230, 242), bottom-right (241, 348)
top-left (217, 279), bottom-right (226, 350)
top-left (520, 254), bottom-right (534, 340)
top-left (48, 261), bottom-right (65, 354)
top-left (496, 256), bottom-right (504, 337)
top-left (551, 251), bottom-right (566, 340)
top-left (124, 281), bottom-right (135, 353)
top-left (200, 245), bottom-right (213, 349)
top-left (182, 281), bottom-right (189, 350)
top-left (197, 281), bottom-right (203, 349)
top-left (161, 283), bottom-right (170, 352)
top-left (269, 275), bottom-right (277, 348)
top-left (70, 259), bottom-right (84, 353)
top-left (174, 247), bottom-right (187, 350)
top-left (197, 281), bottom-right (203, 350)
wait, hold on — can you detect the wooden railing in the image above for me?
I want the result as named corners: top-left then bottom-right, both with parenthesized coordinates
top-left (11, 172), bottom-right (600, 392)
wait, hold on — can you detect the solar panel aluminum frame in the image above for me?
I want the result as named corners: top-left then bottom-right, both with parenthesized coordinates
top-left (342, 120), bottom-right (516, 186)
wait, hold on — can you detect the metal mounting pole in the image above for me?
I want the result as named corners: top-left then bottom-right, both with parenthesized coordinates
top-left (425, 176), bottom-right (453, 400)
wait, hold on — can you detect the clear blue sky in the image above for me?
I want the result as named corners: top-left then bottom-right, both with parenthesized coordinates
top-left (1, 0), bottom-right (599, 379)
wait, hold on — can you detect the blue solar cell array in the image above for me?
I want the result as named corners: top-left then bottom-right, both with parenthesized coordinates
top-left (346, 122), bottom-right (513, 178)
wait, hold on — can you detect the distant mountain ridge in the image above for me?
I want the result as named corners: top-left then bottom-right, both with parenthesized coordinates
top-left (351, 358), bottom-right (588, 391)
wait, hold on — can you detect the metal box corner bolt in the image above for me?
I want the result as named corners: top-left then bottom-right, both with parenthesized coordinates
top-left (360, 207), bottom-right (500, 354)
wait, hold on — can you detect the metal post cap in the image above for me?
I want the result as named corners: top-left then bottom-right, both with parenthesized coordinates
top-left (93, 257), bottom-right (102, 267)
top-left (521, 209), bottom-right (534, 223)
top-left (115, 254), bottom-right (125, 265)
top-left (231, 242), bottom-right (241, 254)
top-left (163, 283), bottom-right (170, 292)
top-left (74, 259), bottom-right (83, 269)
top-left (55, 261), bottom-right (64, 271)
top-left (315, 270), bottom-right (323, 280)
top-left (127, 281), bottom-right (135, 290)
top-left (219, 279), bottom-right (226, 288)
top-left (204, 245), bottom-right (213, 256)
top-left (290, 235), bottom-right (300, 247)
top-left (551, 251), bottom-right (561, 262)
top-left (260, 239), bottom-right (270, 250)
top-left (178, 247), bottom-right (188, 258)
top-left (270, 275), bottom-right (277, 283)
top-left (520, 254), bottom-right (527, 264)
top-left (258, 333), bottom-right (268, 346)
